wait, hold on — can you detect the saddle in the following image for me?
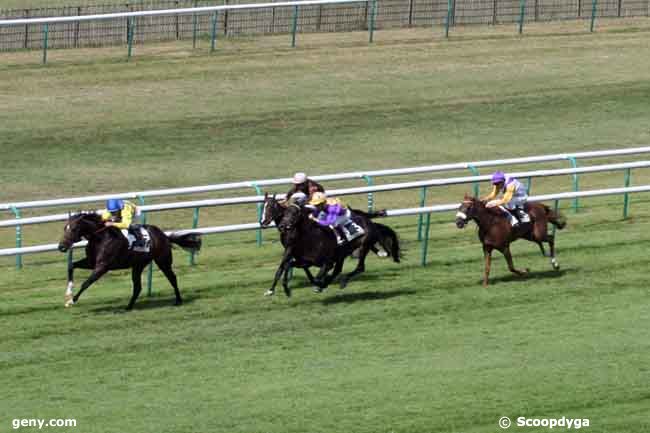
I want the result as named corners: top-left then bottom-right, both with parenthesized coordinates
top-left (119, 226), bottom-right (151, 252)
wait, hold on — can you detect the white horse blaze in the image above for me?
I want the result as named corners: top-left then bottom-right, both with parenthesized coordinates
top-left (456, 212), bottom-right (468, 220)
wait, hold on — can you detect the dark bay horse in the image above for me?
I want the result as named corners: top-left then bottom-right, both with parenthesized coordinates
top-left (455, 195), bottom-right (566, 286)
top-left (58, 213), bottom-right (201, 310)
top-left (260, 194), bottom-right (400, 296)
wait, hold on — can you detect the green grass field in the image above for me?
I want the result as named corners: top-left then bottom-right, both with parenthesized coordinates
top-left (2, 24), bottom-right (650, 433)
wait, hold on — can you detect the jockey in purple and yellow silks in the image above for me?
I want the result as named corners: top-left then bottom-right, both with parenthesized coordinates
top-left (483, 171), bottom-right (530, 226)
top-left (307, 192), bottom-right (349, 244)
top-left (101, 199), bottom-right (144, 244)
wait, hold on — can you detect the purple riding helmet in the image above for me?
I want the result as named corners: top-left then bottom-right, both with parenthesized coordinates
top-left (491, 171), bottom-right (506, 185)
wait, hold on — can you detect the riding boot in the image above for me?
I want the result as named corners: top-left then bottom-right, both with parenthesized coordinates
top-left (515, 207), bottom-right (531, 223)
top-left (129, 224), bottom-right (144, 248)
top-left (331, 226), bottom-right (345, 245)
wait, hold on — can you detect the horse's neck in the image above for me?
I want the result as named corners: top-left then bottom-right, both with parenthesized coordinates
top-left (80, 217), bottom-right (103, 239)
top-left (473, 205), bottom-right (498, 231)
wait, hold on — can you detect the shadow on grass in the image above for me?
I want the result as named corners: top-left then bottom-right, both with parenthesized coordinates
top-left (320, 289), bottom-right (417, 305)
top-left (88, 294), bottom-right (199, 314)
top-left (485, 268), bottom-right (569, 285)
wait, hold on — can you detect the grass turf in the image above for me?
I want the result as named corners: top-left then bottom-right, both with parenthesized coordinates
top-left (1, 24), bottom-right (650, 433)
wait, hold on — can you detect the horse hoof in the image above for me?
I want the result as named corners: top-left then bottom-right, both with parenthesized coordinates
top-left (175, 300), bottom-right (183, 306)
top-left (264, 290), bottom-right (275, 297)
top-left (339, 279), bottom-right (348, 290)
top-left (312, 286), bottom-right (325, 293)
top-left (64, 293), bottom-right (75, 308)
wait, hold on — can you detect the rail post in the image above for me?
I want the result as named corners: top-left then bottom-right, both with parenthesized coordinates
top-left (210, 11), bottom-right (218, 52)
top-left (192, 0), bottom-right (198, 49)
top-left (445, 0), bottom-right (453, 37)
top-left (468, 165), bottom-right (481, 197)
top-left (417, 187), bottom-right (427, 241)
top-left (566, 156), bottom-right (580, 212)
top-left (127, 16), bottom-right (135, 60)
top-left (138, 196), bottom-right (154, 296)
top-left (10, 207), bottom-right (22, 269)
top-left (518, 0), bottom-right (526, 34)
top-left (252, 184), bottom-right (263, 246)
top-left (363, 175), bottom-right (374, 212)
top-left (368, 0), bottom-right (377, 43)
top-left (190, 207), bottom-right (200, 265)
top-left (291, 5), bottom-right (299, 47)
top-left (623, 168), bottom-right (631, 219)
top-left (590, 0), bottom-right (598, 32)
top-left (42, 23), bottom-right (49, 65)
top-left (420, 212), bottom-right (432, 266)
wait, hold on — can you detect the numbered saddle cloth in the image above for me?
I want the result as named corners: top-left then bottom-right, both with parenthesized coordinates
top-left (340, 219), bottom-right (365, 242)
top-left (120, 227), bottom-right (151, 253)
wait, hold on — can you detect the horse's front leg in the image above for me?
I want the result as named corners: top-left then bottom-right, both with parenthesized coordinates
top-left (483, 244), bottom-right (493, 287)
top-left (65, 257), bottom-right (93, 307)
top-left (66, 264), bottom-right (109, 307)
top-left (312, 262), bottom-right (334, 293)
top-left (502, 246), bottom-right (529, 277)
top-left (265, 249), bottom-right (292, 297)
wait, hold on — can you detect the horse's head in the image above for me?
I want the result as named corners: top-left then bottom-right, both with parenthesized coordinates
top-left (456, 195), bottom-right (482, 229)
top-left (277, 203), bottom-right (304, 244)
top-left (260, 193), bottom-right (285, 227)
top-left (58, 213), bottom-right (102, 252)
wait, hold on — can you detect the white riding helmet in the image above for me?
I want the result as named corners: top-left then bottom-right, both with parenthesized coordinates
top-left (292, 172), bottom-right (307, 184)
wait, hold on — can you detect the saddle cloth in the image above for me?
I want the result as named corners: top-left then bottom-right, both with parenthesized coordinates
top-left (340, 218), bottom-right (365, 242)
top-left (120, 227), bottom-right (151, 253)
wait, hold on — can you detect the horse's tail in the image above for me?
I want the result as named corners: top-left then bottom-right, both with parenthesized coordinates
top-left (167, 232), bottom-right (202, 253)
top-left (373, 222), bottom-right (401, 263)
top-left (543, 204), bottom-right (566, 230)
top-left (352, 208), bottom-right (387, 219)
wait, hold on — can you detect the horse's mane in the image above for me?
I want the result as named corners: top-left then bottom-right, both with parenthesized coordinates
top-left (465, 196), bottom-right (506, 219)
top-left (71, 211), bottom-right (102, 222)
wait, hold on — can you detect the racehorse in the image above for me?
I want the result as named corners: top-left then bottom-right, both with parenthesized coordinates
top-left (260, 194), bottom-right (400, 296)
top-left (455, 195), bottom-right (566, 286)
top-left (58, 212), bottom-right (202, 310)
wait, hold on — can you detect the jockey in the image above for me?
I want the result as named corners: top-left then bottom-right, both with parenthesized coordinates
top-left (484, 171), bottom-right (530, 226)
top-left (288, 191), bottom-right (308, 207)
top-left (307, 192), bottom-right (352, 245)
top-left (286, 172), bottom-right (324, 201)
top-left (101, 199), bottom-right (144, 245)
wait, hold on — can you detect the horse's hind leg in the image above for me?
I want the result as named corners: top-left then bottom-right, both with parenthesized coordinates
top-left (546, 234), bottom-right (560, 271)
top-left (154, 254), bottom-right (183, 306)
top-left (340, 245), bottom-right (370, 289)
top-left (502, 246), bottom-right (529, 277)
top-left (127, 263), bottom-right (147, 310)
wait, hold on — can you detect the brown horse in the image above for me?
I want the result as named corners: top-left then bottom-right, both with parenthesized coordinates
top-left (58, 213), bottom-right (201, 310)
top-left (455, 195), bottom-right (566, 286)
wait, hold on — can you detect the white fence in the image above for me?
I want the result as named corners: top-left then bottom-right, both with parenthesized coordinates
top-left (1, 184), bottom-right (649, 259)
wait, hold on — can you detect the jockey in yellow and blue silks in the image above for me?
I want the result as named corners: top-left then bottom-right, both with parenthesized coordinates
top-left (101, 199), bottom-right (144, 244)
top-left (483, 171), bottom-right (530, 226)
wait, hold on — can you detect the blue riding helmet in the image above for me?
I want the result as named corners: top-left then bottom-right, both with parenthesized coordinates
top-left (106, 199), bottom-right (125, 212)
top-left (491, 171), bottom-right (506, 185)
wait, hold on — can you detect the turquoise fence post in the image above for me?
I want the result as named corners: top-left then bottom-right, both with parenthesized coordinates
top-left (417, 186), bottom-right (427, 241)
top-left (566, 156), bottom-right (579, 212)
top-left (552, 199), bottom-right (560, 237)
top-left (468, 165), bottom-right (480, 197)
top-left (623, 168), bottom-right (631, 219)
top-left (526, 176), bottom-right (533, 194)
top-left (42, 23), bottom-right (49, 65)
top-left (518, 0), bottom-right (526, 34)
top-left (291, 5), bottom-right (299, 47)
top-left (363, 175), bottom-right (374, 212)
top-left (210, 11), bottom-right (218, 52)
top-left (590, 0), bottom-right (598, 32)
top-left (192, 5), bottom-right (198, 49)
top-left (420, 212), bottom-right (432, 266)
top-left (253, 184), bottom-right (263, 246)
top-left (138, 196), bottom-right (153, 296)
top-left (10, 207), bottom-right (22, 269)
top-left (368, 0), bottom-right (377, 43)
top-left (190, 207), bottom-right (200, 265)
top-left (127, 17), bottom-right (135, 61)
top-left (445, 0), bottom-right (452, 38)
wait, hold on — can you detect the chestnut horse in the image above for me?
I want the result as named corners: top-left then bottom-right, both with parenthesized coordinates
top-left (455, 195), bottom-right (565, 286)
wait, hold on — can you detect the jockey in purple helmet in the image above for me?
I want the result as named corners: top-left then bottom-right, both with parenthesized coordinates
top-left (483, 171), bottom-right (530, 226)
